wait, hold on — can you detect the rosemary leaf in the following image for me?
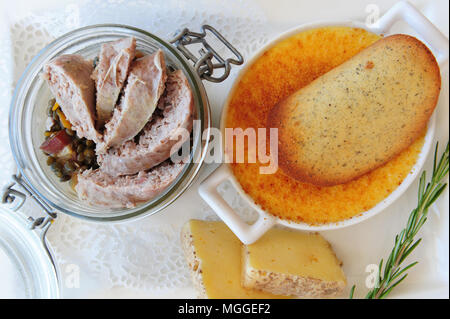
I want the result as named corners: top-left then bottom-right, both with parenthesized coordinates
top-left (350, 141), bottom-right (449, 299)
top-left (399, 239), bottom-right (422, 264)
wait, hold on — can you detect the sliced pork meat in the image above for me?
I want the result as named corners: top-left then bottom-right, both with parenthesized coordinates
top-left (92, 37), bottom-right (136, 127)
top-left (75, 160), bottom-right (186, 208)
top-left (96, 50), bottom-right (167, 154)
top-left (43, 54), bottom-right (101, 142)
top-left (98, 70), bottom-right (194, 177)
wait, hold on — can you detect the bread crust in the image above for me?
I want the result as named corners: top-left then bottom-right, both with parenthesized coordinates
top-left (241, 236), bottom-right (346, 298)
top-left (181, 222), bottom-right (208, 299)
top-left (180, 223), bottom-right (208, 299)
top-left (268, 34), bottom-right (441, 186)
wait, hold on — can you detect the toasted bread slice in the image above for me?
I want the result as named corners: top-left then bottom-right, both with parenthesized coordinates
top-left (242, 228), bottom-right (346, 298)
top-left (268, 34), bottom-right (441, 186)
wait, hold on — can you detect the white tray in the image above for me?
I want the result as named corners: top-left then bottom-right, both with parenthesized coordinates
top-left (0, 0), bottom-right (448, 299)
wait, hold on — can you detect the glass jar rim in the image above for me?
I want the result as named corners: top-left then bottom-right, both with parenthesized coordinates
top-left (0, 207), bottom-right (60, 298)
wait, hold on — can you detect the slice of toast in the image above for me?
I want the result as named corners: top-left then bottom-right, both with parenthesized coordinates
top-left (268, 34), bottom-right (441, 186)
top-left (242, 228), bottom-right (346, 298)
top-left (180, 220), bottom-right (288, 299)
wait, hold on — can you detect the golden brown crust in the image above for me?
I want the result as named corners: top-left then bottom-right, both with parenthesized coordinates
top-left (268, 34), bottom-right (441, 186)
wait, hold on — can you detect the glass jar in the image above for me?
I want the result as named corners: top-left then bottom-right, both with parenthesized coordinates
top-left (7, 24), bottom-right (242, 222)
top-left (2, 24), bottom-right (242, 298)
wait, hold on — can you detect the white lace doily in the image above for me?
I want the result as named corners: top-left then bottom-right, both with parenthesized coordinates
top-left (0, 0), bottom-right (269, 294)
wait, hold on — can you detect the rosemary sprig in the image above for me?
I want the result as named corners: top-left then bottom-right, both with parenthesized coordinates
top-left (350, 141), bottom-right (449, 299)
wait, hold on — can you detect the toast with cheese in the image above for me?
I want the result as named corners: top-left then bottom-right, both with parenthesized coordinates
top-left (242, 228), bottom-right (347, 298)
top-left (268, 34), bottom-right (441, 186)
top-left (181, 220), bottom-right (288, 299)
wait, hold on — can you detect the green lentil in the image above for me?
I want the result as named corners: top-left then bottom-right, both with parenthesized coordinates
top-left (50, 123), bottom-right (61, 132)
top-left (64, 161), bottom-right (76, 174)
top-left (93, 56), bottom-right (99, 68)
top-left (76, 144), bottom-right (84, 154)
top-left (77, 153), bottom-right (85, 163)
top-left (60, 175), bottom-right (71, 182)
top-left (50, 161), bottom-right (62, 172)
top-left (52, 110), bottom-right (59, 121)
top-left (83, 149), bottom-right (95, 159)
top-left (44, 97), bottom-right (98, 182)
top-left (46, 156), bottom-right (55, 166)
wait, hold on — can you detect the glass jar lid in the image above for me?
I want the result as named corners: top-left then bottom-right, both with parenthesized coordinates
top-left (0, 206), bottom-right (59, 298)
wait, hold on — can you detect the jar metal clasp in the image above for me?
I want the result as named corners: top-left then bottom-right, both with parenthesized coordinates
top-left (2, 172), bottom-right (57, 230)
top-left (170, 25), bottom-right (244, 83)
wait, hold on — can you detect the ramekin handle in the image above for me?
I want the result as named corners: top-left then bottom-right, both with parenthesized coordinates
top-left (375, 1), bottom-right (449, 67)
top-left (199, 165), bottom-right (276, 244)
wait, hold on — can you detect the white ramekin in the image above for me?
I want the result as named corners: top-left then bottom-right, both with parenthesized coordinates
top-left (199, 1), bottom-right (449, 244)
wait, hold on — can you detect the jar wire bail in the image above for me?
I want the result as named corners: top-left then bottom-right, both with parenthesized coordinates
top-left (170, 25), bottom-right (244, 83)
